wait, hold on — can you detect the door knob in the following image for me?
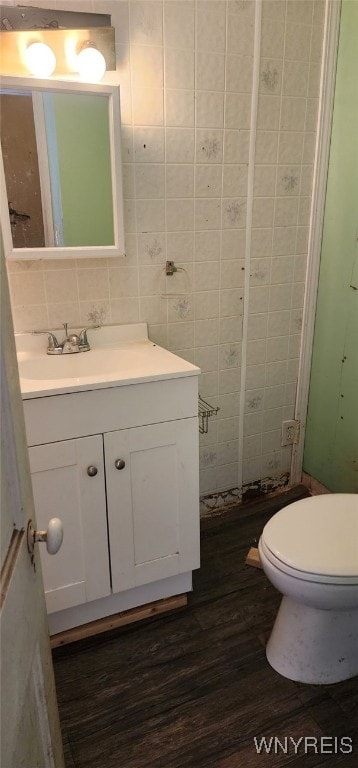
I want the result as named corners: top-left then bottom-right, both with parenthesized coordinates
top-left (114, 458), bottom-right (125, 470)
top-left (87, 465), bottom-right (98, 477)
top-left (27, 517), bottom-right (64, 556)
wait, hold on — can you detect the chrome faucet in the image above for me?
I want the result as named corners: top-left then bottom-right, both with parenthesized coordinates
top-left (33, 323), bottom-right (98, 355)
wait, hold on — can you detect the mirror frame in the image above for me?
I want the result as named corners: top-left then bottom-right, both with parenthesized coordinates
top-left (0, 73), bottom-right (125, 260)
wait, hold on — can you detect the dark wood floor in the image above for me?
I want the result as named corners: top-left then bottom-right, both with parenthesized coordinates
top-left (53, 486), bottom-right (358, 767)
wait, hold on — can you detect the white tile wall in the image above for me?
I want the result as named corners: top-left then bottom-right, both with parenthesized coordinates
top-left (7, 0), bottom-right (325, 500)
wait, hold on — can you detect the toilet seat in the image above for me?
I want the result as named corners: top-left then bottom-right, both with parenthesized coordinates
top-left (261, 493), bottom-right (358, 583)
top-left (259, 538), bottom-right (358, 586)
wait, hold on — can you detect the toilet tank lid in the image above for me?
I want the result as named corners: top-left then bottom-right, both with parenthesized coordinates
top-left (261, 494), bottom-right (358, 577)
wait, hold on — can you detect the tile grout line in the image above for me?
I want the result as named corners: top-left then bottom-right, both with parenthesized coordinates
top-left (162, 0), bottom-right (169, 341)
top-left (193, 0), bottom-right (198, 362)
top-left (217, 0), bottom-right (228, 418)
top-left (290, 1), bottom-right (315, 371)
top-left (237, 0), bottom-right (262, 496)
top-left (271, 0), bottom-right (289, 472)
top-left (266, 1), bottom-right (288, 475)
top-left (127, 2), bottom-right (140, 330)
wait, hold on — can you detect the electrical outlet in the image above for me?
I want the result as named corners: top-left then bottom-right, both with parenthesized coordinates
top-left (281, 419), bottom-right (300, 447)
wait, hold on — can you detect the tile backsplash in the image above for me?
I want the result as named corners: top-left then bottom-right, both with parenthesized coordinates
top-left (6, 0), bottom-right (325, 499)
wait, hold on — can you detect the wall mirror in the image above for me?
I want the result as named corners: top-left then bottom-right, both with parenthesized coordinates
top-left (0, 74), bottom-right (125, 260)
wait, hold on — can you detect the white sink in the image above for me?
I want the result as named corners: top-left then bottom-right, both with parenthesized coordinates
top-left (19, 348), bottom-right (139, 381)
top-left (16, 323), bottom-right (199, 399)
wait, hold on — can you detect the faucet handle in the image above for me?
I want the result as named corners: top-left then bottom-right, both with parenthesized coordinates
top-left (79, 327), bottom-right (89, 346)
top-left (33, 330), bottom-right (60, 350)
top-left (79, 324), bottom-right (100, 337)
top-left (78, 325), bottom-right (99, 350)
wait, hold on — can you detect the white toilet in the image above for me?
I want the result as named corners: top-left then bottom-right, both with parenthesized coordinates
top-left (258, 493), bottom-right (358, 684)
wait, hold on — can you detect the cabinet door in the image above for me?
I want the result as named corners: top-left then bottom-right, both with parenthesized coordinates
top-left (104, 418), bottom-right (200, 593)
top-left (29, 435), bottom-right (110, 614)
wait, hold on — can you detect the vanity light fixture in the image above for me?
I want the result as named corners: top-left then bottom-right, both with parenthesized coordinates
top-left (24, 42), bottom-right (56, 78)
top-left (0, 28), bottom-right (115, 78)
top-left (76, 42), bottom-right (106, 82)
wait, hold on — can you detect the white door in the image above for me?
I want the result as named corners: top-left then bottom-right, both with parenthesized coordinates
top-left (29, 435), bottom-right (111, 614)
top-left (0, 246), bottom-right (64, 768)
top-left (104, 418), bottom-right (200, 593)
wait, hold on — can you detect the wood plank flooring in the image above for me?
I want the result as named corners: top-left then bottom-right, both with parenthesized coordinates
top-left (53, 486), bottom-right (358, 767)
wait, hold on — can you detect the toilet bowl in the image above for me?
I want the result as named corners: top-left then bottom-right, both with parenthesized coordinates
top-left (258, 494), bottom-right (358, 684)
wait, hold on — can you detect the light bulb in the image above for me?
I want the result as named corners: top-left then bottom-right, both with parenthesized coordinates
top-left (24, 42), bottom-right (56, 78)
top-left (76, 46), bottom-right (106, 82)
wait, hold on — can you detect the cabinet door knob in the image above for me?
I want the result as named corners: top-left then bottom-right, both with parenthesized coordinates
top-left (87, 465), bottom-right (98, 477)
top-left (115, 458), bottom-right (125, 470)
top-left (27, 518), bottom-right (63, 556)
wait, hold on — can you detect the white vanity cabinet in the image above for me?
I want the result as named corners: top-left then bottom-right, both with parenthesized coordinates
top-left (21, 354), bottom-right (200, 635)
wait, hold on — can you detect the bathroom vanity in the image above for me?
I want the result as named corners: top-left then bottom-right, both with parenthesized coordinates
top-left (16, 324), bottom-right (200, 638)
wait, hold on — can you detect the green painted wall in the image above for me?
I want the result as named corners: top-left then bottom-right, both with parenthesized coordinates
top-left (303, 0), bottom-right (358, 491)
top-left (53, 93), bottom-right (114, 247)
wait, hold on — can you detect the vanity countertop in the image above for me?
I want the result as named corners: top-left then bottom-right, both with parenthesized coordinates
top-left (16, 323), bottom-right (200, 399)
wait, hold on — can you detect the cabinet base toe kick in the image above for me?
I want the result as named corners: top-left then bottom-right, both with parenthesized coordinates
top-left (48, 572), bottom-right (193, 641)
top-left (50, 594), bottom-right (188, 649)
